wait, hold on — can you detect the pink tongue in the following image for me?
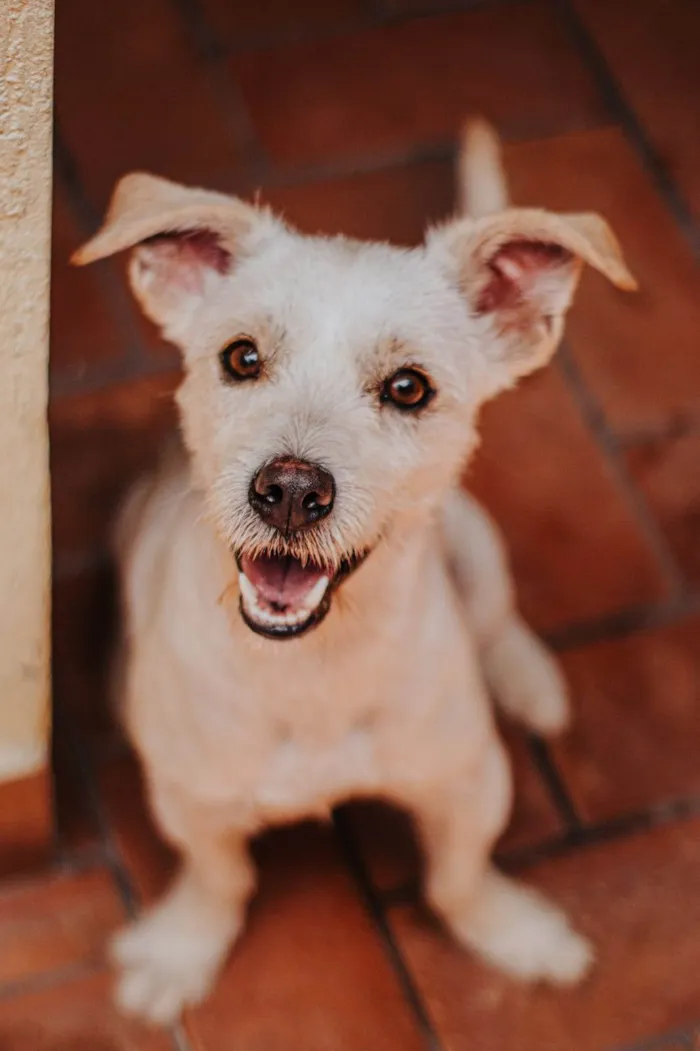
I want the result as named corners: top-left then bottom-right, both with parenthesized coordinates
top-left (241, 553), bottom-right (326, 608)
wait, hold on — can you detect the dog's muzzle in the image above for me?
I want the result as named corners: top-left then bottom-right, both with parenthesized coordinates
top-left (234, 548), bottom-right (370, 640)
top-left (237, 455), bottom-right (359, 638)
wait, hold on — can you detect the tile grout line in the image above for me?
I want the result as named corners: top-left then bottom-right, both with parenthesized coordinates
top-left (378, 787), bottom-right (700, 907)
top-left (617, 408), bottom-right (700, 452)
top-left (333, 808), bottom-right (445, 1051)
top-left (527, 733), bottom-right (582, 833)
top-left (169, 0), bottom-right (271, 186)
top-left (52, 121), bottom-right (163, 386)
top-left (51, 117), bottom-right (101, 232)
top-left (555, 0), bottom-right (700, 261)
top-left (53, 703), bottom-right (140, 917)
top-left (222, 13), bottom-right (383, 56)
top-left (545, 589), bottom-right (700, 652)
top-left (0, 960), bottom-right (103, 1005)
top-left (611, 1020), bottom-right (700, 1051)
top-left (556, 346), bottom-right (687, 599)
top-left (50, 340), bottom-right (180, 401)
top-left (245, 111), bottom-right (611, 194)
top-left (548, 0), bottom-right (700, 627)
top-left (53, 547), bottom-right (112, 583)
top-left (211, 0), bottom-right (528, 57)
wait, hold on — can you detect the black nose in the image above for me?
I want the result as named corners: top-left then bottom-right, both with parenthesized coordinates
top-left (249, 457), bottom-right (335, 533)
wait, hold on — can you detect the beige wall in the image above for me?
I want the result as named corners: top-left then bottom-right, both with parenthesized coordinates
top-left (0, 0), bottom-right (54, 781)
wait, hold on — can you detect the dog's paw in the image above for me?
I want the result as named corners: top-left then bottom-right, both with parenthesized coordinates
top-left (505, 665), bottom-right (570, 737)
top-left (112, 921), bottom-right (221, 1025)
top-left (456, 871), bottom-right (593, 986)
top-left (110, 883), bottom-right (238, 1025)
top-left (485, 620), bottom-right (571, 737)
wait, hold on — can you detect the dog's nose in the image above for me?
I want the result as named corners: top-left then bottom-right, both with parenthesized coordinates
top-left (249, 457), bottom-right (335, 532)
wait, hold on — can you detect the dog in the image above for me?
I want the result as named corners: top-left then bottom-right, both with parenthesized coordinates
top-left (73, 119), bottom-right (636, 1025)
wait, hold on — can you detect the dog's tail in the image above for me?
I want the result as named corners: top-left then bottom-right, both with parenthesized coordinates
top-left (457, 117), bottom-right (509, 218)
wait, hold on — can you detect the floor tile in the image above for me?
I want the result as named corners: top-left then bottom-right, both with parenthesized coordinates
top-left (60, 221), bottom-right (178, 378)
top-left (383, 0), bottom-right (504, 12)
top-left (264, 156), bottom-right (454, 244)
top-left (53, 728), bottom-right (100, 853)
top-left (0, 771), bottom-right (54, 878)
top-left (640, 1038), bottom-right (698, 1051)
top-left (55, 0), bottom-right (244, 215)
top-left (233, 3), bottom-right (608, 166)
top-left (343, 799), bottom-right (420, 895)
top-left (200, 0), bottom-right (365, 42)
top-left (99, 753), bottom-right (176, 906)
top-left (498, 725), bottom-right (565, 856)
top-left (0, 971), bottom-right (173, 1051)
top-left (574, 0), bottom-right (700, 223)
top-left (0, 867), bottom-right (122, 988)
top-left (185, 824), bottom-right (426, 1051)
top-left (50, 184), bottom-right (124, 381)
top-left (550, 616), bottom-right (700, 823)
top-left (349, 724), bottom-right (564, 893)
top-left (625, 426), bottom-right (700, 588)
top-left (503, 128), bottom-right (700, 434)
top-left (387, 818), bottom-right (700, 1051)
top-left (50, 371), bottom-right (180, 560)
top-left (638, 1038), bottom-right (696, 1051)
top-left (53, 565), bottom-right (120, 745)
top-left (466, 368), bottom-right (664, 633)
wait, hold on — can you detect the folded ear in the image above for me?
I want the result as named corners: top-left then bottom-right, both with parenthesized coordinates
top-left (433, 207), bottom-right (637, 383)
top-left (72, 173), bottom-right (279, 337)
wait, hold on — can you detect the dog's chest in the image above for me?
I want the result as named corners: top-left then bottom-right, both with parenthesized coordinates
top-left (245, 645), bottom-right (395, 812)
top-left (251, 716), bottom-right (380, 819)
top-left (137, 618), bottom-right (397, 820)
top-left (174, 677), bottom-right (386, 824)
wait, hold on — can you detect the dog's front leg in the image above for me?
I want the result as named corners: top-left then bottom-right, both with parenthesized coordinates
top-left (442, 490), bottom-right (570, 736)
top-left (413, 742), bottom-right (593, 986)
top-left (110, 779), bottom-right (255, 1026)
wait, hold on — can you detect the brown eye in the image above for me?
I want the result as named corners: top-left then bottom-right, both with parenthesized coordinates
top-left (382, 368), bottom-right (434, 411)
top-left (220, 338), bottom-right (261, 382)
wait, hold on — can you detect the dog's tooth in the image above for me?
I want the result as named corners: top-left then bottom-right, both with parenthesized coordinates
top-left (239, 567), bottom-right (327, 631)
top-left (302, 575), bottom-right (329, 612)
top-left (238, 572), bottom-right (259, 611)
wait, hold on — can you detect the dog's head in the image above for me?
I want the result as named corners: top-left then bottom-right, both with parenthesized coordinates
top-left (73, 138), bottom-right (635, 640)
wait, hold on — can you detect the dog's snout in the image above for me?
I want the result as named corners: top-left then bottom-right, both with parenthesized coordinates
top-left (249, 457), bottom-right (335, 532)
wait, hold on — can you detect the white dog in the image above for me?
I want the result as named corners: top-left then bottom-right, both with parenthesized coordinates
top-left (73, 121), bottom-right (635, 1025)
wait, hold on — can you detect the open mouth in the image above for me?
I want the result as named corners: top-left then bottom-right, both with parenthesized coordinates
top-left (235, 549), bottom-right (368, 639)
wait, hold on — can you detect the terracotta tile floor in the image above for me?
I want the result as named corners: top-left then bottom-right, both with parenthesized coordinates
top-left (10, 0), bottom-right (700, 1046)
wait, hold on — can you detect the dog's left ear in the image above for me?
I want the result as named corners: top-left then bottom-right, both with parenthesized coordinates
top-left (432, 207), bottom-right (637, 384)
top-left (72, 173), bottom-right (280, 338)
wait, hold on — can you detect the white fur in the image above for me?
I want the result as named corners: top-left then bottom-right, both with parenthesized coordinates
top-left (71, 124), bottom-right (637, 1023)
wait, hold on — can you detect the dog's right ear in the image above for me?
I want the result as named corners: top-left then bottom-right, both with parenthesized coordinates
top-left (72, 173), bottom-right (279, 337)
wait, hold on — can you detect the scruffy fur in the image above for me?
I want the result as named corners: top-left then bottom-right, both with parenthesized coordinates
top-left (73, 120), bottom-right (636, 1025)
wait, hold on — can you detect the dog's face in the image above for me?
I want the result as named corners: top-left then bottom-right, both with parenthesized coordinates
top-left (74, 175), bottom-right (634, 639)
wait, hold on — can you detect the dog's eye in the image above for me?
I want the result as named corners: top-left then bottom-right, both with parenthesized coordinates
top-left (220, 338), bottom-right (261, 382)
top-left (382, 368), bottom-right (434, 411)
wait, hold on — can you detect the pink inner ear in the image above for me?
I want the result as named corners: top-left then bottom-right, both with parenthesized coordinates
top-left (143, 228), bottom-right (231, 280)
top-left (477, 240), bottom-right (571, 313)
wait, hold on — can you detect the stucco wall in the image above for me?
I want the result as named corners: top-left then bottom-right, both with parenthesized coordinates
top-left (0, 0), bottom-right (53, 780)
